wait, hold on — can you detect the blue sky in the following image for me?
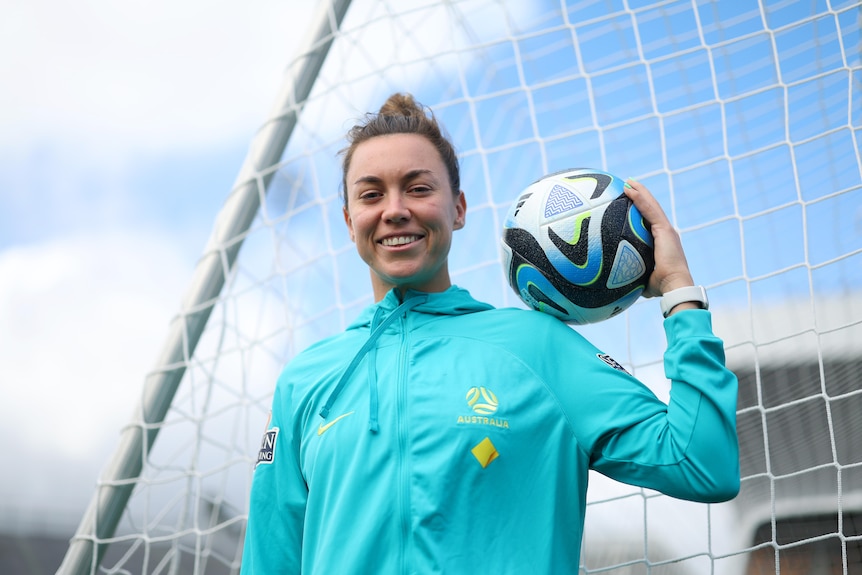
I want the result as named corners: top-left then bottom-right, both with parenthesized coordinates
top-left (0, 0), bottom-right (313, 533)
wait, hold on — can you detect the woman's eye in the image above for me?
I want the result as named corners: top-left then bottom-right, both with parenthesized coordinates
top-left (358, 190), bottom-right (382, 200)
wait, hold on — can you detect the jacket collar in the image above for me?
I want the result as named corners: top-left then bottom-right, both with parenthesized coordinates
top-left (346, 285), bottom-right (494, 331)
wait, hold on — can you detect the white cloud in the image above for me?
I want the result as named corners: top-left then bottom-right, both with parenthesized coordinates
top-left (0, 0), bottom-right (311, 536)
top-left (0, 0), bottom-right (312, 459)
top-left (0, 232), bottom-right (192, 458)
top-left (0, 230), bottom-right (198, 533)
top-left (0, 0), bottom-right (311, 156)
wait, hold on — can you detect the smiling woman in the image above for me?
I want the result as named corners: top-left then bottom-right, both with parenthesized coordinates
top-left (239, 92), bottom-right (740, 574)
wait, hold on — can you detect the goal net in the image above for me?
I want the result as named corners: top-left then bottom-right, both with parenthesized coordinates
top-left (60, 0), bottom-right (862, 573)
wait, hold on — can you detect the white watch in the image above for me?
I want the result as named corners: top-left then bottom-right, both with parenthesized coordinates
top-left (660, 285), bottom-right (709, 317)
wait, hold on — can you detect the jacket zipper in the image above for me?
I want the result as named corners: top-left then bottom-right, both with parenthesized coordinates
top-left (397, 310), bottom-right (411, 573)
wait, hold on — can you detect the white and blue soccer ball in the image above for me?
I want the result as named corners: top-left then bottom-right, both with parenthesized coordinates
top-left (500, 168), bottom-right (655, 324)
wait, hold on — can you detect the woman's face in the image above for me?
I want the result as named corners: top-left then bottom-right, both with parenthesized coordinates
top-left (343, 133), bottom-right (466, 301)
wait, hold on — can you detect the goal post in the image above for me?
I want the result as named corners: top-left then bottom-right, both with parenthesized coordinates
top-left (56, 1), bottom-right (354, 573)
top-left (60, 1), bottom-right (862, 573)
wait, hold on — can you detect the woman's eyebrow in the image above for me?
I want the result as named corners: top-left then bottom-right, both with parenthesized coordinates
top-left (352, 169), bottom-right (436, 187)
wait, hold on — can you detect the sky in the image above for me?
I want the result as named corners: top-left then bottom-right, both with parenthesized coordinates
top-left (0, 0), bottom-right (315, 534)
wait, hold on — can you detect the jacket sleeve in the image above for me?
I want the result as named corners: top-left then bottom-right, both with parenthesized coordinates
top-left (241, 379), bottom-right (307, 574)
top-left (576, 310), bottom-right (740, 503)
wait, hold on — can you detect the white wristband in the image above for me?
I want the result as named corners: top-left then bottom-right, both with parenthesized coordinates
top-left (660, 285), bottom-right (709, 318)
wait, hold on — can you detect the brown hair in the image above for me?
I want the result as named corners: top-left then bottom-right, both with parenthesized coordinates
top-left (340, 93), bottom-right (460, 206)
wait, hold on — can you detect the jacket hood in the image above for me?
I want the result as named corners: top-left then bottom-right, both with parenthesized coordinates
top-left (345, 285), bottom-right (494, 331)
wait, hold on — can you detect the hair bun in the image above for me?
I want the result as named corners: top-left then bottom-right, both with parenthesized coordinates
top-left (378, 92), bottom-right (425, 118)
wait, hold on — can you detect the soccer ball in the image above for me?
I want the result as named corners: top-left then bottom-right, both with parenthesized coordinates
top-left (500, 168), bottom-right (655, 324)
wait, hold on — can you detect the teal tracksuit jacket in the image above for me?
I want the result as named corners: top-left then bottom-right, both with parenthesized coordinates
top-left (241, 286), bottom-right (739, 574)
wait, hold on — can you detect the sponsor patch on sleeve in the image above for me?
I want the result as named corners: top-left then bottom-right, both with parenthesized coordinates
top-left (256, 427), bottom-right (279, 468)
top-left (597, 353), bottom-right (630, 375)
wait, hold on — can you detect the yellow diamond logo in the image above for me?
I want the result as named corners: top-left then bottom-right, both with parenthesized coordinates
top-left (471, 437), bottom-right (499, 468)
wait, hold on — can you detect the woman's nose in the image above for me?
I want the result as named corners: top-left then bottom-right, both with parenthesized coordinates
top-left (382, 193), bottom-right (410, 222)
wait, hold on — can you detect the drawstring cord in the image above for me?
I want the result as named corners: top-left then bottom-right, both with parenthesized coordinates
top-left (318, 294), bottom-right (428, 431)
top-left (367, 308), bottom-right (384, 432)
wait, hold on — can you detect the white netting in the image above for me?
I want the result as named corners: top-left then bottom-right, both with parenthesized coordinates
top-left (67, 0), bottom-right (862, 573)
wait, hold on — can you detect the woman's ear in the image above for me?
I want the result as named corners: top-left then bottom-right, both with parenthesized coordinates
top-left (454, 190), bottom-right (467, 230)
top-left (343, 205), bottom-right (356, 242)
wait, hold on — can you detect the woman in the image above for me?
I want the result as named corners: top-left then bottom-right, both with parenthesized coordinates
top-left (240, 93), bottom-right (739, 574)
